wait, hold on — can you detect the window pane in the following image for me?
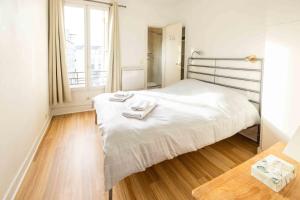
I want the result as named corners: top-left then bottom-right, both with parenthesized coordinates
top-left (64, 6), bottom-right (85, 88)
top-left (90, 8), bottom-right (108, 87)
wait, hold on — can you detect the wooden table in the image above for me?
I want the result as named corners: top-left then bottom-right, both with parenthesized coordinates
top-left (192, 143), bottom-right (300, 200)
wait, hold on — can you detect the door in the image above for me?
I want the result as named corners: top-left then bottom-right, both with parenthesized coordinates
top-left (162, 23), bottom-right (182, 87)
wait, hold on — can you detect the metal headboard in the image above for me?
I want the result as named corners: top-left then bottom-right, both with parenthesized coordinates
top-left (187, 57), bottom-right (264, 115)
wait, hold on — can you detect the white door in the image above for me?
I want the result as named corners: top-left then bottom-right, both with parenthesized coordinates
top-left (162, 23), bottom-right (182, 87)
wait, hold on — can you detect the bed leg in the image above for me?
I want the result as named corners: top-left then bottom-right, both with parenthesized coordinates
top-left (95, 112), bottom-right (97, 125)
top-left (109, 189), bottom-right (113, 200)
top-left (257, 124), bottom-right (261, 145)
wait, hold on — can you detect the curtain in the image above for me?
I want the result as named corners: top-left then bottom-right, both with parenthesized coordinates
top-left (49, 0), bottom-right (72, 105)
top-left (105, 1), bottom-right (121, 93)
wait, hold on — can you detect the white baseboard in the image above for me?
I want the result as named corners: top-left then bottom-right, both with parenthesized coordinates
top-left (51, 103), bottom-right (94, 116)
top-left (3, 115), bottom-right (52, 200)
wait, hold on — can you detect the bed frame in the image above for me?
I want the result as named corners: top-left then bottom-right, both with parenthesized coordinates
top-left (187, 57), bottom-right (264, 143)
top-left (103, 57), bottom-right (264, 200)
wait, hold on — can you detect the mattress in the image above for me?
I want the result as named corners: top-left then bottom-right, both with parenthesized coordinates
top-left (93, 79), bottom-right (260, 190)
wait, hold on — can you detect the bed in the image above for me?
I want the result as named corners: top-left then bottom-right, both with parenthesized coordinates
top-left (93, 57), bottom-right (263, 199)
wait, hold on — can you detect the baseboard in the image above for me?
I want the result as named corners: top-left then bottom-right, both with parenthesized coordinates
top-left (51, 103), bottom-right (94, 116)
top-left (3, 115), bottom-right (52, 200)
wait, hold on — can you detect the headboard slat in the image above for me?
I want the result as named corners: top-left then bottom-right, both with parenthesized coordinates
top-left (187, 57), bottom-right (264, 115)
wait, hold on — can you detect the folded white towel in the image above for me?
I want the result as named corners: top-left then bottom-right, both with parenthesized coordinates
top-left (109, 93), bottom-right (133, 102)
top-left (114, 91), bottom-right (131, 98)
top-left (130, 100), bottom-right (150, 111)
top-left (122, 102), bottom-right (157, 120)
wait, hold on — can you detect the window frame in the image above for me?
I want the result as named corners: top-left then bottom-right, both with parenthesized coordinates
top-left (64, 0), bottom-right (109, 91)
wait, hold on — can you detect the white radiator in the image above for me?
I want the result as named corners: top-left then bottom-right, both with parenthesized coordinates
top-left (122, 67), bottom-right (145, 91)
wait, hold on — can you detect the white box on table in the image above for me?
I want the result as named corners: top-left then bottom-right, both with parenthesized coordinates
top-left (251, 154), bottom-right (296, 192)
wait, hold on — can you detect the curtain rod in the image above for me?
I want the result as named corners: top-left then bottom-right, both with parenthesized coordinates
top-left (84, 0), bottom-right (127, 8)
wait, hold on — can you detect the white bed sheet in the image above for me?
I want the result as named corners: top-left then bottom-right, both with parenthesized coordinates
top-left (93, 79), bottom-right (260, 190)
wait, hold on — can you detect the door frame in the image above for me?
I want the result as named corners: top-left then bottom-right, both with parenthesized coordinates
top-left (162, 27), bottom-right (167, 88)
top-left (146, 26), bottom-right (164, 88)
top-left (146, 23), bottom-right (184, 88)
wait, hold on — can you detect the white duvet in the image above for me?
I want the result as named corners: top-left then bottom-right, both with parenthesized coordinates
top-left (93, 79), bottom-right (260, 190)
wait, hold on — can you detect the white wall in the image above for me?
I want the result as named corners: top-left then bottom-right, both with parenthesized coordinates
top-left (174, 0), bottom-right (266, 71)
top-left (261, 0), bottom-right (300, 149)
top-left (53, 0), bottom-right (177, 115)
top-left (0, 0), bottom-right (49, 198)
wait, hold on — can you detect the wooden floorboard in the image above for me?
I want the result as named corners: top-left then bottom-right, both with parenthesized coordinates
top-left (16, 111), bottom-right (258, 200)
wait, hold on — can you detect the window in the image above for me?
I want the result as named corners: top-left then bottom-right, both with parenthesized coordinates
top-left (64, 3), bottom-right (109, 88)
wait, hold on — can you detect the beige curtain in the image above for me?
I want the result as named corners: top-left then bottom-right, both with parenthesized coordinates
top-left (105, 1), bottom-right (121, 93)
top-left (49, 0), bottom-right (72, 105)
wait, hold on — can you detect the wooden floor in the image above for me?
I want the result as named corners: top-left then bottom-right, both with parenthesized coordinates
top-left (16, 112), bottom-right (258, 200)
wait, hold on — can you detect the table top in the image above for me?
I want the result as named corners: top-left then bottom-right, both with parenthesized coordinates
top-left (192, 143), bottom-right (300, 200)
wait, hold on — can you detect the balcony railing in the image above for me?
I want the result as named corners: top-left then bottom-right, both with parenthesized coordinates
top-left (68, 70), bottom-right (107, 87)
